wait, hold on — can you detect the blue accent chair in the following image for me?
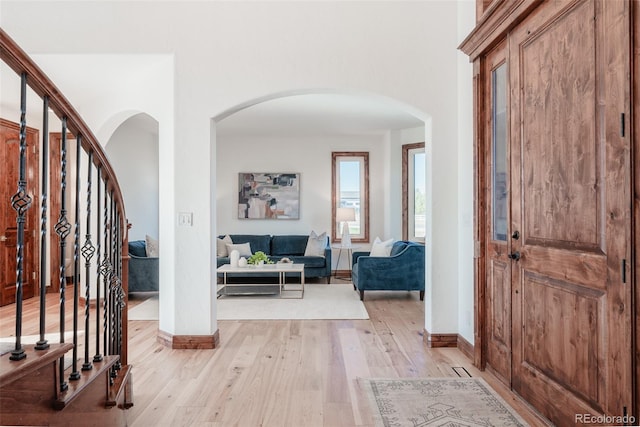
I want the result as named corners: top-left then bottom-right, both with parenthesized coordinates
top-left (128, 240), bottom-right (159, 292)
top-left (351, 241), bottom-right (425, 301)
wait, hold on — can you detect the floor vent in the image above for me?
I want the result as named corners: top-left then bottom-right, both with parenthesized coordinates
top-left (452, 366), bottom-right (472, 377)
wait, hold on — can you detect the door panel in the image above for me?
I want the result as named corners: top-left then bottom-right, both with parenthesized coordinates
top-left (483, 41), bottom-right (511, 386)
top-left (0, 119), bottom-right (39, 306)
top-left (521, 272), bottom-right (602, 404)
top-left (487, 258), bottom-right (511, 382)
top-left (519, 0), bottom-right (600, 251)
top-left (509, 0), bottom-right (631, 423)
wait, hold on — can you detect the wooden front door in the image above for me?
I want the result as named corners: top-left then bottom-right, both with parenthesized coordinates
top-left (506, 1), bottom-right (632, 424)
top-left (0, 119), bottom-right (39, 306)
top-left (483, 41), bottom-right (512, 386)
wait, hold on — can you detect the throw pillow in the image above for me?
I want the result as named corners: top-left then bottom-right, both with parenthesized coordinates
top-left (370, 236), bottom-right (394, 257)
top-left (217, 235), bottom-right (233, 257)
top-left (145, 235), bottom-right (159, 257)
top-left (128, 240), bottom-right (147, 257)
top-left (226, 242), bottom-right (252, 257)
top-left (304, 231), bottom-right (327, 257)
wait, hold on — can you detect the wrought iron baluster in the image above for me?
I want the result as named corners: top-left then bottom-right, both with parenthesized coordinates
top-left (114, 211), bottom-right (123, 371)
top-left (101, 182), bottom-right (110, 358)
top-left (93, 166), bottom-right (103, 363)
top-left (55, 117), bottom-right (71, 392)
top-left (10, 72), bottom-right (31, 361)
top-left (109, 193), bottom-right (118, 381)
top-left (69, 135), bottom-right (81, 381)
top-left (109, 195), bottom-right (115, 357)
top-left (35, 95), bottom-right (50, 351)
top-left (82, 150), bottom-right (95, 371)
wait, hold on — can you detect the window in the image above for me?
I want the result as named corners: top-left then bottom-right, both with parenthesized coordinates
top-left (332, 152), bottom-right (369, 244)
top-left (491, 63), bottom-right (508, 241)
top-left (402, 143), bottom-right (425, 242)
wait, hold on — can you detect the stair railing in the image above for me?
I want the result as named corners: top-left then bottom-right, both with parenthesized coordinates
top-left (0, 28), bottom-right (130, 399)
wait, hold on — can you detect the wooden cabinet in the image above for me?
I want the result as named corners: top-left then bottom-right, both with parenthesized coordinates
top-left (460, 0), bottom-right (636, 424)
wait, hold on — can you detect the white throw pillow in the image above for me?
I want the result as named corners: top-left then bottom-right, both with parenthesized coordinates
top-left (217, 235), bottom-right (233, 257)
top-left (304, 231), bottom-right (327, 257)
top-left (369, 236), bottom-right (394, 257)
top-left (145, 235), bottom-right (159, 257)
top-left (226, 242), bottom-right (252, 257)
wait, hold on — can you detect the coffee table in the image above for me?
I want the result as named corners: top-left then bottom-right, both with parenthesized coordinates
top-left (217, 263), bottom-right (305, 298)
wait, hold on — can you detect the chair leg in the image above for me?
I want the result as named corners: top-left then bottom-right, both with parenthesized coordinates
top-left (419, 290), bottom-right (424, 301)
top-left (360, 290), bottom-right (364, 301)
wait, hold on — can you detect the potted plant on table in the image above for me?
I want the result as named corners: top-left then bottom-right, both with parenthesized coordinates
top-left (247, 251), bottom-right (273, 267)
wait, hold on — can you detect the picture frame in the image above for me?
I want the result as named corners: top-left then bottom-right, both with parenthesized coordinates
top-left (238, 172), bottom-right (300, 219)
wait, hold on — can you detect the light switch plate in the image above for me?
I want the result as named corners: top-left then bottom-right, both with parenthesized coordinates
top-left (178, 212), bottom-right (193, 226)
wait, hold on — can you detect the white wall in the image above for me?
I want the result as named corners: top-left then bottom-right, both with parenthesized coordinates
top-left (457, 0), bottom-right (476, 344)
top-left (105, 113), bottom-right (160, 242)
top-left (1, 0), bottom-right (470, 340)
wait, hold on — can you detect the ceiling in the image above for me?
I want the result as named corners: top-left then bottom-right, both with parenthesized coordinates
top-left (215, 93), bottom-right (425, 138)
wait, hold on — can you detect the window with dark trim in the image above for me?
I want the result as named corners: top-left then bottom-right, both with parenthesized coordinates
top-left (402, 142), bottom-right (425, 242)
top-left (331, 152), bottom-right (369, 244)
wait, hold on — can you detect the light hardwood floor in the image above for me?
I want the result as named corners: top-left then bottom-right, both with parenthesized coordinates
top-left (1, 283), bottom-right (550, 426)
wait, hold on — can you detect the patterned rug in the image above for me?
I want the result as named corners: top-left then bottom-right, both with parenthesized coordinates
top-left (360, 377), bottom-right (528, 427)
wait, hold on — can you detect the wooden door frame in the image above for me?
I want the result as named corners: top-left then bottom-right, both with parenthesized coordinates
top-left (472, 55), bottom-right (487, 369)
top-left (633, 0), bottom-right (639, 419)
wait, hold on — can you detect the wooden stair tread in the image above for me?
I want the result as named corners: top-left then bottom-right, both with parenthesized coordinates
top-left (53, 355), bottom-right (119, 409)
top-left (0, 343), bottom-right (73, 386)
top-left (107, 364), bottom-right (133, 408)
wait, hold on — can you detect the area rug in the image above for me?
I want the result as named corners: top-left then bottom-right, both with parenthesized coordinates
top-left (127, 284), bottom-right (369, 321)
top-left (128, 295), bottom-right (159, 320)
top-left (360, 377), bottom-right (528, 427)
top-left (218, 283), bottom-right (369, 320)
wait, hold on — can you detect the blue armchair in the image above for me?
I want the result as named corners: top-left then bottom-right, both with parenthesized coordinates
top-left (351, 241), bottom-right (425, 301)
top-left (128, 240), bottom-right (159, 293)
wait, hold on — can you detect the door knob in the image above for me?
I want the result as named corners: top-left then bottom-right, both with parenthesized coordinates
top-left (0, 235), bottom-right (6, 242)
top-left (508, 251), bottom-right (521, 261)
top-left (511, 230), bottom-right (520, 240)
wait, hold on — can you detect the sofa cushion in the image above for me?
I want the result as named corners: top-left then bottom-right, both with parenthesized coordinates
top-left (390, 241), bottom-right (408, 257)
top-left (370, 237), bottom-right (394, 257)
top-left (145, 235), bottom-right (159, 257)
top-left (271, 235), bottom-right (309, 256)
top-left (128, 240), bottom-right (147, 257)
top-left (226, 242), bottom-right (252, 257)
top-left (217, 234), bottom-right (233, 257)
top-left (227, 235), bottom-right (271, 255)
top-left (288, 256), bottom-right (327, 268)
top-left (304, 231), bottom-right (327, 257)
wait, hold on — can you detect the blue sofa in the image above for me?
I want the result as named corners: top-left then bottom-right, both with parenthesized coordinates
top-left (351, 241), bottom-right (425, 300)
top-left (128, 240), bottom-right (159, 292)
top-left (216, 234), bottom-right (332, 283)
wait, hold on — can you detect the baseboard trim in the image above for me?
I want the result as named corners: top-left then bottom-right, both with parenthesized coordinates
top-left (157, 329), bottom-right (220, 349)
top-left (423, 329), bottom-right (476, 358)
top-left (333, 270), bottom-right (351, 279)
top-left (423, 329), bottom-right (457, 348)
top-left (457, 334), bottom-right (474, 360)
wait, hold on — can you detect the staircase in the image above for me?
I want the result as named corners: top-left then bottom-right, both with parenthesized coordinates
top-left (0, 29), bottom-right (132, 426)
